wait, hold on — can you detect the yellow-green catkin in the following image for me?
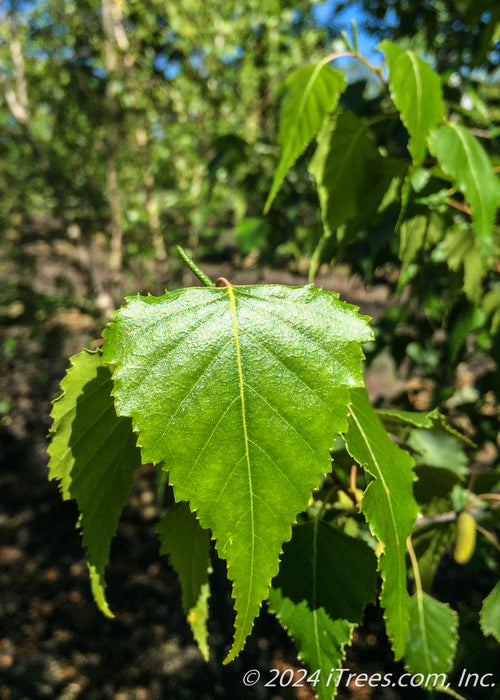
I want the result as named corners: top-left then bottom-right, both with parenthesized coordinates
top-left (454, 511), bottom-right (476, 564)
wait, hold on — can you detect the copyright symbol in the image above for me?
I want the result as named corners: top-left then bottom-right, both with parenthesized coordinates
top-left (243, 669), bottom-right (260, 686)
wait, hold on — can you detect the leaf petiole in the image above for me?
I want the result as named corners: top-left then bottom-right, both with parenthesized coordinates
top-left (406, 534), bottom-right (423, 595)
top-left (176, 246), bottom-right (215, 287)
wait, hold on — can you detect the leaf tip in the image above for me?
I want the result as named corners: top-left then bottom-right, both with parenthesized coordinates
top-left (88, 564), bottom-right (115, 619)
top-left (263, 190), bottom-right (274, 215)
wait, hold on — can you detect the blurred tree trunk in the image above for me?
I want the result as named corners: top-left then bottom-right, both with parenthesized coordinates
top-left (0, 10), bottom-right (29, 124)
top-left (101, 0), bottom-right (127, 275)
top-left (145, 170), bottom-right (167, 263)
top-left (101, 0), bottom-right (167, 272)
top-left (106, 161), bottom-right (123, 274)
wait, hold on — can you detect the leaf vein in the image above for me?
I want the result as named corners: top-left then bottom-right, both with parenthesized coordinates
top-left (244, 382), bottom-right (316, 453)
top-left (181, 395), bottom-right (240, 485)
top-left (240, 328), bottom-right (335, 417)
top-left (148, 337), bottom-right (233, 455)
top-left (227, 284), bottom-right (255, 638)
top-left (247, 439), bottom-right (305, 503)
top-left (241, 300), bottom-right (339, 361)
top-left (140, 307), bottom-right (225, 380)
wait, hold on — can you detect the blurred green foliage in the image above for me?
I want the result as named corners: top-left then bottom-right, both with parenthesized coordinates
top-left (0, 0), bottom-right (331, 267)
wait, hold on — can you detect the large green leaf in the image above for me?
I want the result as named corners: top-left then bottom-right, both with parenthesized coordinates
top-left (429, 124), bottom-right (500, 265)
top-left (157, 502), bottom-right (211, 660)
top-left (399, 212), bottom-right (444, 273)
top-left (343, 387), bottom-right (418, 659)
top-left (380, 40), bottom-right (444, 166)
top-left (47, 350), bottom-right (141, 616)
top-left (272, 519), bottom-right (377, 621)
top-left (405, 592), bottom-right (458, 680)
top-left (480, 581), bottom-right (500, 644)
top-left (443, 224), bottom-right (483, 302)
top-left (269, 519), bottom-right (377, 700)
top-left (310, 111), bottom-right (404, 235)
top-left (102, 284), bottom-right (372, 661)
top-left (264, 63), bottom-right (346, 212)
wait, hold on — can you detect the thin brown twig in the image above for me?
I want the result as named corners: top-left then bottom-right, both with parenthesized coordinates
top-left (469, 128), bottom-right (493, 139)
top-left (447, 198), bottom-right (472, 216)
top-left (414, 508), bottom-right (484, 527)
top-left (330, 469), bottom-right (358, 507)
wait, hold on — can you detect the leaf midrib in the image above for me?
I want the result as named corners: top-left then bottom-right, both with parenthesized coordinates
top-left (347, 406), bottom-right (400, 550)
top-left (447, 123), bottom-right (482, 225)
top-left (227, 283), bottom-right (255, 633)
top-left (406, 51), bottom-right (423, 162)
top-left (416, 591), bottom-right (432, 671)
top-left (312, 519), bottom-right (323, 670)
